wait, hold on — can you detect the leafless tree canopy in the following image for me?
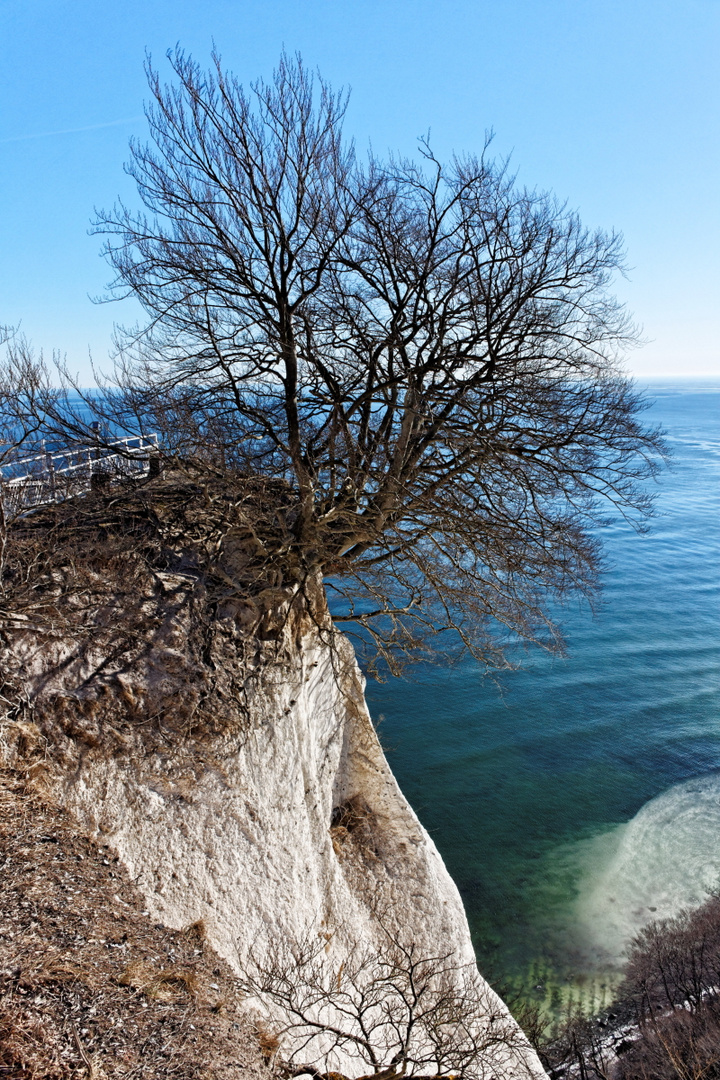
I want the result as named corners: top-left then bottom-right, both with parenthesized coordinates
top-left (0, 333), bottom-right (55, 471)
top-left (0, 336), bottom-right (61, 599)
top-left (87, 50), bottom-right (665, 672)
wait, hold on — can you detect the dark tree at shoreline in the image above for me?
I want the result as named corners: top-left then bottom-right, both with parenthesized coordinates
top-left (87, 49), bottom-right (664, 673)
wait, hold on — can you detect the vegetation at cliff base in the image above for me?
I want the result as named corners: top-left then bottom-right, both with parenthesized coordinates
top-left (531, 892), bottom-right (720, 1079)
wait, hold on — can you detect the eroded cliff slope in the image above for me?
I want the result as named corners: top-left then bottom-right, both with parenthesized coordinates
top-left (2, 564), bottom-right (546, 1078)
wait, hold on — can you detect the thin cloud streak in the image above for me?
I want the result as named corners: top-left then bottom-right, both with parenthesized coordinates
top-left (0, 117), bottom-right (143, 144)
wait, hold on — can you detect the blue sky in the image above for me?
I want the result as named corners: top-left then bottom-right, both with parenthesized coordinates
top-left (1, 0), bottom-right (718, 379)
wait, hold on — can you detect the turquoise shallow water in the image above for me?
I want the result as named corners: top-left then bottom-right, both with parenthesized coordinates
top-left (364, 381), bottom-right (720, 1005)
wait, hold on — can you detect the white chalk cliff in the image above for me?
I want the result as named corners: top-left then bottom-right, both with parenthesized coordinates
top-left (3, 577), bottom-right (546, 1078)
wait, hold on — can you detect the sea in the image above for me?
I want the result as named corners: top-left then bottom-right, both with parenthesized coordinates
top-left (364, 380), bottom-right (720, 1014)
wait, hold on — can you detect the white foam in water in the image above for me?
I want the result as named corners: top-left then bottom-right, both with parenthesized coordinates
top-left (569, 773), bottom-right (720, 970)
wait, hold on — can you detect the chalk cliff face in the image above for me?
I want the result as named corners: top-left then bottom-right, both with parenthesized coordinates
top-left (3, 578), bottom-right (546, 1078)
top-left (61, 627), bottom-right (472, 973)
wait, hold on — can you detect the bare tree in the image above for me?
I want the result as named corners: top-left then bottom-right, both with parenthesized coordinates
top-left (240, 925), bottom-right (539, 1079)
top-left (90, 49), bottom-right (664, 673)
top-left (0, 335), bottom-right (61, 592)
top-left (0, 332), bottom-right (54, 472)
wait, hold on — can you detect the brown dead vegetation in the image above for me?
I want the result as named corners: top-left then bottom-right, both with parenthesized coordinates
top-left (0, 470), bottom-right (332, 767)
top-left (0, 763), bottom-right (273, 1079)
top-left (329, 797), bottom-right (380, 863)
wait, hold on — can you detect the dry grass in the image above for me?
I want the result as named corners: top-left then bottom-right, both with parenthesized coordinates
top-left (0, 766), bottom-right (273, 1079)
top-left (329, 796), bottom-right (379, 862)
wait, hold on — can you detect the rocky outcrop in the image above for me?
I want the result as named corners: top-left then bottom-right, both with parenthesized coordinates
top-left (2, 576), bottom-right (546, 1077)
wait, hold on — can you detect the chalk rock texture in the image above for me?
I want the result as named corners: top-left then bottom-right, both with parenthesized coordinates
top-left (3, 582), bottom-right (546, 1077)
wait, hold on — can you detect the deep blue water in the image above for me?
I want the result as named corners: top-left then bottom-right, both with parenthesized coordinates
top-left (364, 381), bottom-right (720, 1006)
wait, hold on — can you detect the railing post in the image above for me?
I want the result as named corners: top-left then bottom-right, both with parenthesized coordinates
top-left (45, 450), bottom-right (57, 502)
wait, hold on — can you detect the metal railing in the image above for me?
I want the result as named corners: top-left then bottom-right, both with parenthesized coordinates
top-left (0, 434), bottom-right (159, 515)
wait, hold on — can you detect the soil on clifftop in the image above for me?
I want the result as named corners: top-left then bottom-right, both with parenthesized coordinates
top-left (0, 764), bottom-right (275, 1079)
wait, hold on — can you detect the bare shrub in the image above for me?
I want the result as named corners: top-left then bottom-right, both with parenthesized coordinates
top-left (540, 1006), bottom-right (618, 1079)
top-left (0, 467), bottom-right (325, 757)
top-left (240, 923), bottom-right (539, 1079)
top-left (624, 896), bottom-right (720, 1017)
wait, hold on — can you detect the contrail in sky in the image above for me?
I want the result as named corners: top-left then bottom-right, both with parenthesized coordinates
top-left (0, 117), bottom-right (143, 144)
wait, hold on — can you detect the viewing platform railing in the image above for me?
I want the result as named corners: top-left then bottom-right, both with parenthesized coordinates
top-left (0, 434), bottom-right (159, 516)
